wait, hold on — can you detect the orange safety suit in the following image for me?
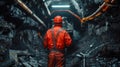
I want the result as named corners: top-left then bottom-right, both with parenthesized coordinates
top-left (43, 25), bottom-right (72, 67)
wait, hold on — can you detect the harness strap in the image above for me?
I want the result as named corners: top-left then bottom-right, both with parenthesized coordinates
top-left (50, 28), bottom-right (63, 50)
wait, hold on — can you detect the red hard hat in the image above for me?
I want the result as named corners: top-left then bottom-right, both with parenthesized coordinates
top-left (53, 16), bottom-right (62, 24)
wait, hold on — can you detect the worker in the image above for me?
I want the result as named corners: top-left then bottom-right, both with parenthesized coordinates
top-left (43, 15), bottom-right (72, 67)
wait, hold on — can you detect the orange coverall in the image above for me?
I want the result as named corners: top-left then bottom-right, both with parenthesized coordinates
top-left (43, 25), bottom-right (72, 67)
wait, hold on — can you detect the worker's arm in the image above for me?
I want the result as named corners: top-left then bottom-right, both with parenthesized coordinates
top-left (64, 31), bottom-right (72, 47)
top-left (43, 32), bottom-right (48, 48)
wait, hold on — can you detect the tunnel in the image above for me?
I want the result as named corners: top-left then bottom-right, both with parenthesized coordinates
top-left (0, 0), bottom-right (120, 67)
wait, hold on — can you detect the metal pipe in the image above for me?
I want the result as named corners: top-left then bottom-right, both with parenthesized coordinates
top-left (15, 0), bottom-right (46, 27)
top-left (43, 0), bottom-right (51, 15)
top-left (83, 55), bottom-right (86, 67)
top-left (81, 0), bottom-right (115, 23)
top-left (80, 52), bottom-right (87, 67)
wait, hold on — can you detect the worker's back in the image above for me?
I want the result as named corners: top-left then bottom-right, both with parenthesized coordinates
top-left (43, 26), bottom-right (72, 50)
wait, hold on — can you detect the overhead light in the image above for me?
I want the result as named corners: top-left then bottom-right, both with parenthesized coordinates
top-left (51, 5), bottom-right (70, 8)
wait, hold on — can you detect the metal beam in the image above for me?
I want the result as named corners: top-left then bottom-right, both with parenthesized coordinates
top-left (15, 0), bottom-right (47, 28)
top-left (43, 0), bottom-right (51, 15)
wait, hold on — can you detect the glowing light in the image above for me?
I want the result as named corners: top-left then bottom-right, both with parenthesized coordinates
top-left (51, 5), bottom-right (70, 8)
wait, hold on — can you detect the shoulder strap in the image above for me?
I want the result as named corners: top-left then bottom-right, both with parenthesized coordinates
top-left (50, 28), bottom-right (63, 49)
